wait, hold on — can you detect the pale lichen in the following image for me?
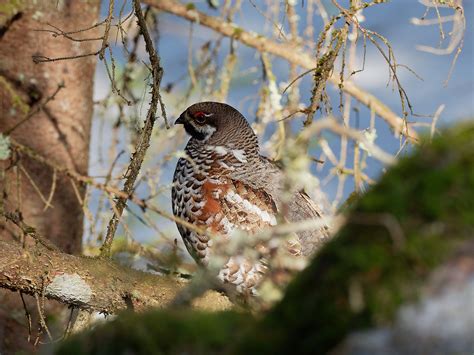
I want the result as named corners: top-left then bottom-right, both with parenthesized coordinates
top-left (45, 273), bottom-right (93, 306)
top-left (0, 134), bottom-right (11, 160)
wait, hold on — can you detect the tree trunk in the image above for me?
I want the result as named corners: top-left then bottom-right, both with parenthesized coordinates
top-left (0, 1), bottom-right (100, 352)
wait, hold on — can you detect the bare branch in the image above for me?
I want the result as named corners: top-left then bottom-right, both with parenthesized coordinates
top-left (1, 211), bottom-right (60, 252)
top-left (305, 25), bottom-right (348, 126)
top-left (0, 240), bottom-right (231, 313)
top-left (32, 51), bottom-right (101, 63)
top-left (101, 0), bottom-right (168, 257)
top-left (99, 0), bottom-right (115, 60)
top-left (299, 118), bottom-right (396, 166)
top-left (10, 140), bottom-right (207, 239)
top-left (4, 83), bottom-right (64, 135)
top-left (144, 0), bottom-right (419, 142)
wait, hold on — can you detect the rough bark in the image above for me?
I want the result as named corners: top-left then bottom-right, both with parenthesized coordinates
top-left (0, 1), bottom-right (100, 352)
top-left (0, 239), bottom-right (231, 313)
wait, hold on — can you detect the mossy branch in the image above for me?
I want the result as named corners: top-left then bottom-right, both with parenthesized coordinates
top-left (305, 25), bottom-right (349, 126)
top-left (57, 123), bottom-right (474, 354)
top-left (0, 239), bottom-right (231, 313)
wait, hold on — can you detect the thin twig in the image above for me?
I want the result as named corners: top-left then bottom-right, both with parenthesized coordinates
top-left (144, 0), bottom-right (419, 142)
top-left (305, 25), bottom-right (348, 126)
top-left (430, 104), bottom-right (445, 141)
top-left (100, 0), bottom-right (167, 257)
top-left (99, 0), bottom-right (115, 60)
top-left (32, 51), bottom-right (101, 64)
top-left (18, 164), bottom-right (53, 210)
top-left (34, 292), bottom-right (53, 342)
top-left (5, 83), bottom-right (64, 135)
top-left (43, 168), bottom-right (57, 212)
top-left (10, 139), bottom-right (207, 236)
top-left (298, 117), bottom-right (396, 165)
top-left (34, 22), bottom-right (104, 42)
top-left (1, 211), bottom-right (60, 252)
top-left (19, 291), bottom-right (33, 343)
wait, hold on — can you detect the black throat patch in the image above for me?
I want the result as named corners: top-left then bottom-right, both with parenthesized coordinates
top-left (184, 122), bottom-right (210, 141)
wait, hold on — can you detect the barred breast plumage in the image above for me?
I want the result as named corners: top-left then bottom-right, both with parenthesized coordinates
top-left (172, 101), bottom-right (329, 294)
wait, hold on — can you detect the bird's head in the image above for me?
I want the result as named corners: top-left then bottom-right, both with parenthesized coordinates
top-left (175, 101), bottom-right (259, 153)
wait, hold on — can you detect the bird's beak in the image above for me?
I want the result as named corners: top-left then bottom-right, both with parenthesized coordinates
top-left (175, 113), bottom-right (185, 125)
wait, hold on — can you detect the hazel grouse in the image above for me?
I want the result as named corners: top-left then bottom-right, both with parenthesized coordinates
top-left (172, 102), bottom-right (329, 294)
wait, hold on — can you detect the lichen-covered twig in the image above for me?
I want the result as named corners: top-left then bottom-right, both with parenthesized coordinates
top-left (100, 0), bottom-right (168, 257)
top-left (144, 0), bottom-right (419, 142)
top-left (4, 83), bottom-right (64, 135)
top-left (304, 25), bottom-right (348, 126)
top-left (1, 211), bottom-right (60, 252)
top-left (10, 140), bottom-right (205, 238)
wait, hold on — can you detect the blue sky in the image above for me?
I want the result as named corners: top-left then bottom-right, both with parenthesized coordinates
top-left (89, 0), bottom-right (473, 246)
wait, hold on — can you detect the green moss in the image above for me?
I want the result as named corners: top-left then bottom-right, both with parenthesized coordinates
top-left (0, 134), bottom-right (11, 160)
top-left (243, 122), bottom-right (474, 353)
top-left (232, 26), bottom-right (243, 38)
top-left (0, 76), bottom-right (29, 115)
top-left (185, 3), bottom-right (196, 11)
top-left (57, 123), bottom-right (474, 354)
top-left (58, 310), bottom-right (252, 355)
top-left (0, 0), bottom-right (25, 27)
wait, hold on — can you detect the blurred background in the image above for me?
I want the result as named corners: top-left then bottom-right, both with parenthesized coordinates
top-left (1, 2), bottom-right (472, 352)
top-left (86, 0), bottom-right (473, 264)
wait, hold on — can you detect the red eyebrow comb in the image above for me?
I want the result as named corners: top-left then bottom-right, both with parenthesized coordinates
top-left (194, 111), bottom-right (206, 118)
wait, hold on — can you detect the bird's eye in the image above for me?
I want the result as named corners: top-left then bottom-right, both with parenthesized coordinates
top-left (193, 111), bottom-right (210, 124)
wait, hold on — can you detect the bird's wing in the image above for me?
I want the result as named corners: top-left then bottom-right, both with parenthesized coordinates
top-left (287, 190), bottom-right (331, 256)
top-left (229, 156), bottom-right (331, 256)
top-left (197, 177), bottom-right (278, 236)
